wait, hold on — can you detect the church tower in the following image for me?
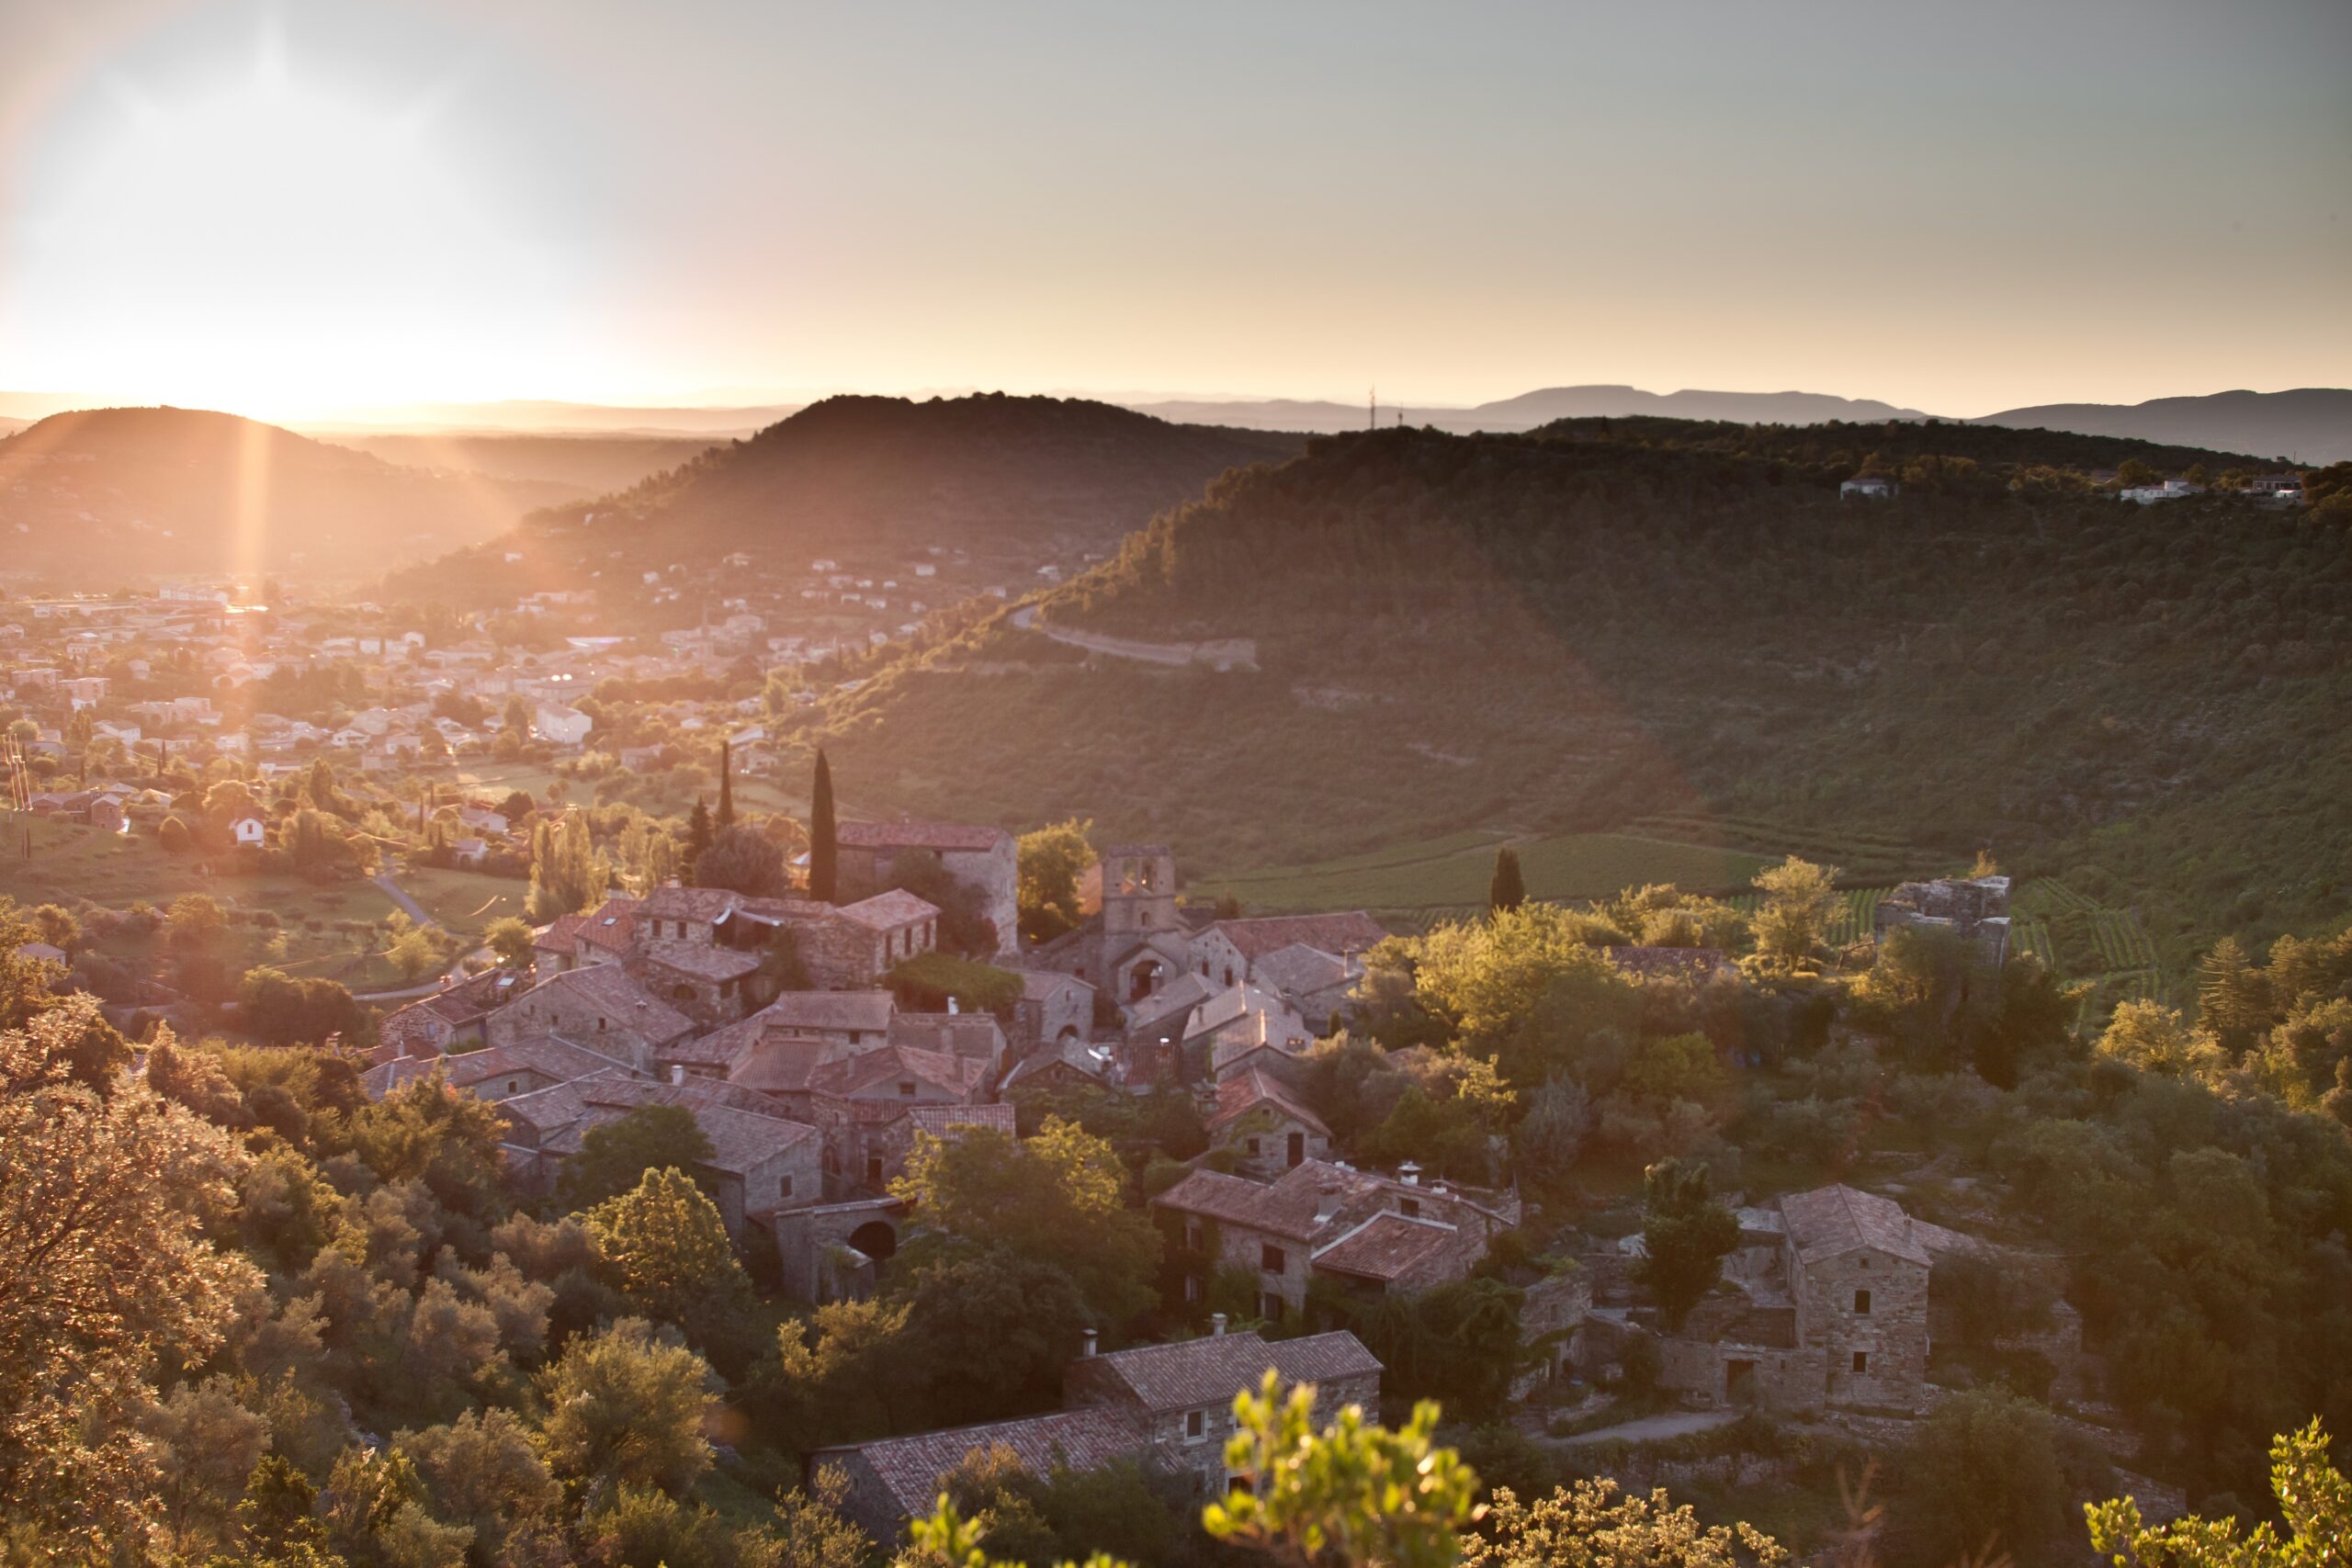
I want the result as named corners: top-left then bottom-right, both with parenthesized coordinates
top-left (1101, 843), bottom-right (1180, 941)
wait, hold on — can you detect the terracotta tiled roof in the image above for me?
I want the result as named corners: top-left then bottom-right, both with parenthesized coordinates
top-left (728, 1034), bottom-right (833, 1092)
top-left (887, 1013), bottom-right (1006, 1064)
top-left (836, 888), bottom-right (941, 931)
top-left (1777, 1184), bottom-right (1931, 1268)
top-left (1081, 1329), bottom-right (1381, 1414)
top-left (536, 913), bottom-right (587, 952)
top-left (1207, 913), bottom-right (1387, 961)
top-left (809, 1407), bottom-right (1139, 1522)
top-left (575, 897), bottom-right (642, 954)
top-left (359, 1033), bottom-right (634, 1100)
top-left (516, 964), bottom-right (695, 1043)
top-left (1249, 942), bottom-right (1360, 999)
top-left (755, 990), bottom-right (897, 1034)
top-left (1208, 1068), bottom-right (1329, 1138)
top-left (836, 821), bottom-right (1010, 853)
top-left (1310, 1212), bottom-right (1457, 1282)
top-left (1153, 1159), bottom-right (1515, 1247)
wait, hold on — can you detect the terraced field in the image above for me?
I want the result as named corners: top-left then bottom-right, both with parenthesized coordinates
top-left (1198, 831), bottom-right (1774, 921)
top-left (1727, 885), bottom-right (1891, 949)
top-left (2012, 877), bottom-right (2165, 1007)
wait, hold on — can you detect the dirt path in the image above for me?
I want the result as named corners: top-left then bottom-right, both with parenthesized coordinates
top-left (1550, 1409), bottom-right (1742, 1447)
top-left (372, 871), bottom-right (438, 930)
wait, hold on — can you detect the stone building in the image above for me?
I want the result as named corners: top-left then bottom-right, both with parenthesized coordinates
top-left (811, 1325), bottom-right (1382, 1544)
top-left (835, 820), bottom-right (1019, 957)
top-left (1205, 1068), bottom-right (1331, 1179)
top-left (1874, 874), bottom-right (2012, 966)
top-left (1152, 1159), bottom-right (1519, 1320)
top-left (483, 964), bottom-right (696, 1073)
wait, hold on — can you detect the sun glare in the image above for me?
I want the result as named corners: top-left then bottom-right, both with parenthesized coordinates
top-left (4, 37), bottom-right (590, 421)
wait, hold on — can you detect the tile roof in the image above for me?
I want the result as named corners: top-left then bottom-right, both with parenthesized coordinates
top-left (1249, 942), bottom-right (1361, 998)
top-left (1002, 1037), bottom-right (1115, 1089)
top-left (1153, 1159), bottom-right (1516, 1247)
top-left (810, 1407), bottom-right (1139, 1521)
top-left (536, 913), bottom-right (587, 952)
top-left (639, 885), bottom-right (749, 922)
top-left (575, 897), bottom-right (642, 954)
top-left (812, 1043), bottom-right (988, 1099)
top-left (728, 1034), bottom-right (835, 1092)
top-left (637, 942), bottom-right (764, 983)
top-left (359, 1033), bottom-right (634, 1100)
top-left (898, 1102), bottom-right (1017, 1139)
top-left (755, 990), bottom-right (898, 1034)
top-left (1207, 913), bottom-right (1388, 962)
top-left (836, 821), bottom-right (1011, 853)
top-left (1208, 1068), bottom-right (1330, 1138)
top-left (1777, 1184), bottom-right (1931, 1268)
top-left (1082, 1329), bottom-right (1382, 1414)
top-left (518, 964), bottom-right (696, 1043)
top-left (1309, 1212), bottom-right (1458, 1282)
top-left (887, 1012), bottom-right (1006, 1063)
top-left (836, 888), bottom-right (942, 931)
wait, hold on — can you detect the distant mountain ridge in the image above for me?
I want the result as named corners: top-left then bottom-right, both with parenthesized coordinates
top-left (1973, 388), bottom-right (2350, 464)
top-left (1125, 385), bottom-right (1936, 434)
top-left (0, 407), bottom-right (564, 584)
top-left (382, 392), bottom-right (1306, 605)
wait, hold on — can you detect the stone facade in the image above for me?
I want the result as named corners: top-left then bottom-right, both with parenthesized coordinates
top-left (835, 821), bottom-right (1018, 958)
top-left (1874, 874), bottom-right (2012, 966)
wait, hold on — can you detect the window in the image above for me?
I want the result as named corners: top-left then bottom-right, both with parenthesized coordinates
top-left (1400, 1197), bottom-right (1419, 1218)
top-left (866, 1155), bottom-right (884, 1183)
top-left (504, 1078), bottom-right (517, 1095)
top-left (899, 1080), bottom-right (917, 1098)
top-left (1261, 1292), bottom-right (1284, 1324)
top-left (1852, 1351), bottom-right (1869, 1373)
top-left (849, 1031), bottom-right (863, 1045)
top-left (1185, 1409), bottom-right (1205, 1441)
top-left (1854, 1290), bottom-right (1871, 1314)
top-left (779, 1174), bottom-right (794, 1199)
top-left (1247, 1136), bottom-right (1262, 1156)
top-left (1183, 1220), bottom-right (1204, 1251)
top-left (1183, 1273), bottom-right (1203, 1303)
top-left (1261, 1245), bottom-right (1286, 1273)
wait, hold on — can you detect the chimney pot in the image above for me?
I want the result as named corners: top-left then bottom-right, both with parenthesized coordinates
top-left (1080, 1327), bottom-right (1099, 1358)
top-left (1399, 1161), bottom-right (1421, 1186)
top-left (1210, 1313), bottom-right (1227, 1337)
top-left (669, 1063), bottom-right (684, 1085)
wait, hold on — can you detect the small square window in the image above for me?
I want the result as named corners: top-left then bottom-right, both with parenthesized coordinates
top-left (1185, 1409), bottom-right (1205, 1440)
top-left (1854, 1289), bottom-right (1871, 1314)
top-left (1261, 1245), bottom-right (1286, 1273)
top-left (899, 1080), bottom-right (917, 1098)
top-left (1183, 1273), bottom-right (1204, 1302)
top-left (780, 1174), bottom-right (794, 1199)
top-left (1247, 1136), bottom-right (1262, 1156)
top-left (1852, 1351), bottom-right (1868, 1373)
top-left (1184, 1221), bottom-right (1204, 1251)
top-left (1261, 1292), bottom-right (1284, 1323)
top-left (1400, 1197), bottom-right (1419, 1218)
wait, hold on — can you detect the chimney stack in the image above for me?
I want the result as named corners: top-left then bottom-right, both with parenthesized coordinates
top-left (669, 1063), bottom-right (684, 1086)
top-left (1399, 1161), bottom-right (1421, 1187)
top-left (1080, 1327), bottom-right (1099, 1358)
top-left (1316, 1185), bottom-right (1340, 1221)
top-left (947, 996), bottom-right (959, 1014)
top-left (1210, 1313), bottom-right (1227, 1337)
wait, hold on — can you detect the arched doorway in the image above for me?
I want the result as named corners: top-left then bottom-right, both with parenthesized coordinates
top-left (1127, 959), bottom-right (1165, 1003)
top-left (848, 1220), bottom-right (899, 1262)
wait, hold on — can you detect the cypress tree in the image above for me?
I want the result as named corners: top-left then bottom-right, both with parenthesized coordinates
top-left (717, 739), bottom-right (735, 829)
top-left (808, 749), bottom-right (838, 903)
top-left (686, 798), bottom-right (713, 873)
top-left (1488, 846), bottom-right (1526, 914)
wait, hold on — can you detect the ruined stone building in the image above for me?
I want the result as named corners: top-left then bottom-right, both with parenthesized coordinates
top-left (1874, 874), bottom-right (2012, 965)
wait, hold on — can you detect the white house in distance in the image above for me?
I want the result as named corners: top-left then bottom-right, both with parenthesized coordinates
top-left (533, 704), bottom-right (594, 747)
top-left (2120, 478), bottom-right (2202, 504)
top-left (229, 813), bottom-right (266, 847)
top-left (1840, 475), bottom-right (1898, 500)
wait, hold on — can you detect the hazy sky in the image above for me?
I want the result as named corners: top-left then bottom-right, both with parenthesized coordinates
top-left (1, 0), bottom-right (2346, 420)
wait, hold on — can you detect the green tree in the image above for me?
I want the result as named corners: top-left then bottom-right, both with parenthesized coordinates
top-left (0, 997), bottom-right (263, 1553)
top-left (1636, 1157), bottom-right (1737, 1331)
top-left (2087, 1419), bottom-right (2347, 1568)
top-left (1749, 856), bottom-right (1839, 967)
top-left (394, 1407), bottom-right (562, 1563)
top-left (585, 1166), bottom-right (749, 1325)
top-left (718, 738), bottom-right (736, 829)
top-left (560, 1105), bottom-right (718, 1213)
top-left (695, 823), bottom-right (788, 897)
top-left (483, 916), bottom-right (536, 967)
top-left (890, 1120), bottom-right (1160, 1332)
top-left (537, 1316), bottom-right (718, 1500)
top-left (1016, 820), bottom-right (1094, 944)
top-left (808, 749), bottom-right (838, 903)
top-left (1903, 1384), bottom-right (2068, 1562)
top-left (1460, 1479), bottom-right (1788, 1568)
top-left (1488, 847), bottom-right (1526, 914)
top-left (900, 1248), bottom-right (1092, 1427)
top-left (385, 924), bottom-right (440, 983)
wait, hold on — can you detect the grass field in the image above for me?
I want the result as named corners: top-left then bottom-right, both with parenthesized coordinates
top-left (1197, 831), bottom-right (1776, 919)
top-left (392, 863), bottom-right (527, 935)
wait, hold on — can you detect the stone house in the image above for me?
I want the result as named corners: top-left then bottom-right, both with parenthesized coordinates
top-left (810, 1325), bottom-right (1382, 1545)
top-left (1152, 1159), bottom-right (1519, 1322)
top-left (1010, 969), bottom-right (1094, 1053)
top-left (483, 964), bottom-right (695, 1073)
top-left (835, 820), bottom-right (1019, 957)
top-left (358, 1034), bottom-right (639, 1105)
top-left (1873, 875), bottom-right (2012, 966)
top-left (372, 968), bottom-right (526, 1063)
top-left (1205, 1068), bottom-right (1330, 1179)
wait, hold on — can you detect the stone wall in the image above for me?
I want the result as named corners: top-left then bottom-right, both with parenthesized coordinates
top-left (1792, 1244), bottom-right (1929, 1413)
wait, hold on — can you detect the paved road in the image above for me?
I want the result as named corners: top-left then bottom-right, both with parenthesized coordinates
top-left (372, 871), bottom-right (438, 929)
top-left (1551, 1409), bottom-right (1742, 1448)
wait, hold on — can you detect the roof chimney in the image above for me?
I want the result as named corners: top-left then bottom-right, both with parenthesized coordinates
top-left (669, 1063), bottom-right (684, 1086)
top-left (1080, 1327), bottom-right (1099, 1358)
top-left (1210, 1313), bottom-right (1227, 1337)
top-left (947, 996), bottom-right (959, 1014)
top-left (1398, 1161), bottom-right (1421, 1187)
top-left (1316, 1184), bottom-right (1341, 1222)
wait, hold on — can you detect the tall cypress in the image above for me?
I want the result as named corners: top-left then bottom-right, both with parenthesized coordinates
top-left (686, 797), bottom-right (713, 872)
top-left (717, 739), bottom-right (736, 829)
top-left (808, 749), bottom-right (837, 903)
top-left (1488, 846), bottom-right (1526, 914)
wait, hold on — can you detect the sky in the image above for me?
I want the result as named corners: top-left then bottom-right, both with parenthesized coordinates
top-left (0, 0), bottom-right (2346, 423)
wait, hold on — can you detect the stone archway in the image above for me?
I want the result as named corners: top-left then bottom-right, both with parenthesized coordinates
top-left (848, 1219), bottom-right (899, 1261)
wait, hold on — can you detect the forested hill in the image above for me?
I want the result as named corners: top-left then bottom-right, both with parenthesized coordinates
top-left (808, 421), bottom-right (2352, 967)
top-left (379, 393), bottom-right (1304, 606)
top-left (0, 407), bottom-right (565, 585)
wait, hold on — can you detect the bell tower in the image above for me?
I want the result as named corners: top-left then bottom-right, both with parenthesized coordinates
top-left (1101, 843), bottom-right (1179, 940)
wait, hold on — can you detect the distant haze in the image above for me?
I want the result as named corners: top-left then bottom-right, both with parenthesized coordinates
top-left (0, 0), bottom-right (2344, 419)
